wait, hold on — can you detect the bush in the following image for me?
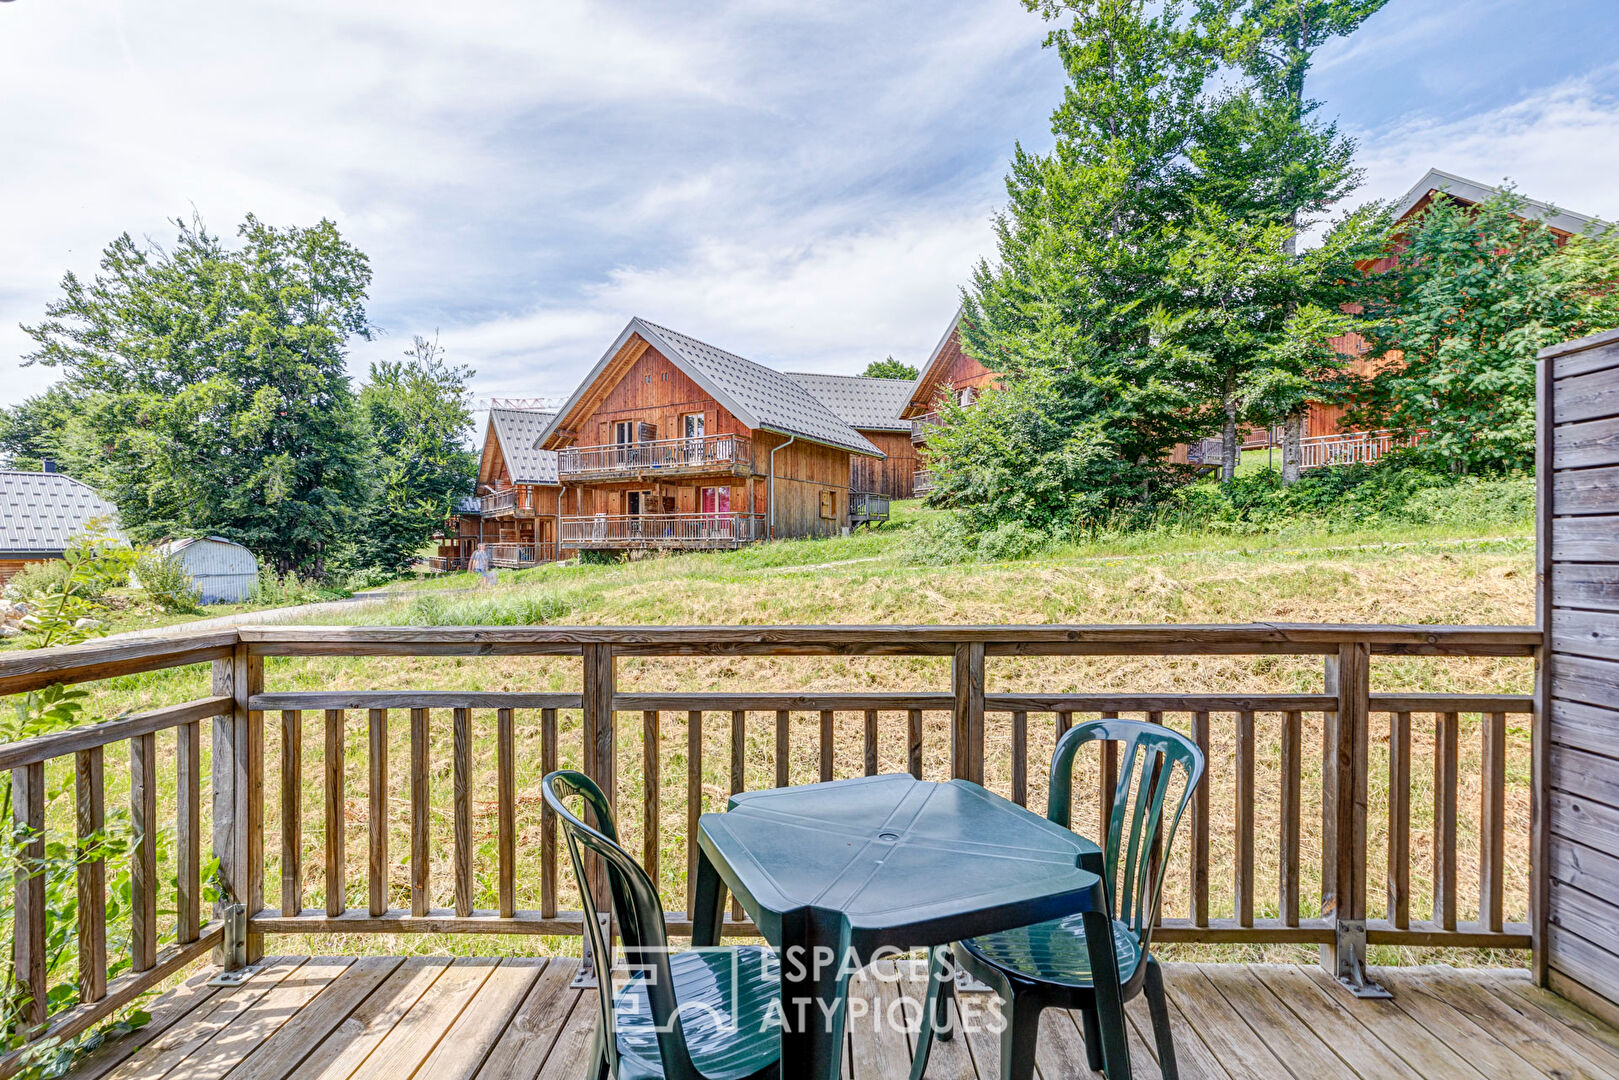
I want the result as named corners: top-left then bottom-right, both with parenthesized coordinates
top-left (976, 520), bottom-right (1055, 561)
top-left (2, 558), bottom-right (72, 601)
top-left (134, 549), bottom-right (201, 613)
top-left (250, 564), bottom-right (333, 606)
top-left (398, 590), bottom-right (569, 625)
top-left (903, 514), bottom-right (1055, 565)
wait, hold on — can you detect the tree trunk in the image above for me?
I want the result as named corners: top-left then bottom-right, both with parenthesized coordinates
top-left (1221, 393), bottom-right (1239, 485)
top-left (1281, 410), bottom-right (1304, 485)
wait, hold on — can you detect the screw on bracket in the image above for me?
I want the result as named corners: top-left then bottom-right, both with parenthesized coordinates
top-left (207, 904), bottom-right (262, 987)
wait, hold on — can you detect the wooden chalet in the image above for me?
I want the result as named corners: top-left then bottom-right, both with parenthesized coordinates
top-left (432, 408), bottom-right (560, 571)
top-left (786, 371), bottom-right (917, 506)
top-left (0, 466), bottom-right (121, 584)
top-left (535, 318), bottom-right (886, 553)
top-left (900, 306), bottom-right (1001, 496)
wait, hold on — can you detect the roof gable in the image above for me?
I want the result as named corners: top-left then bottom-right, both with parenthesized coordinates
top-left (0, 471), bottom-right (122, 554)
top-left (482, 408), bottom-right (559, 485)
top-left (542, 318), bottom-right (882, 457)
top-left (1393, 168), bottom-right (1604, 236)
top-left (784, 372), bottom-right (911, 431)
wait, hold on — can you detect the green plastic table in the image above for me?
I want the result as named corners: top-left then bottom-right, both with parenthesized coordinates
top-left (691, 774), bottom-right (1119, 1080)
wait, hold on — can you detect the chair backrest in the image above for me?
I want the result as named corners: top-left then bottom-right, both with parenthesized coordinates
top-left (1046, 720), bottom-right (1205, 951)
top-left (543, 770), bottom-right (694, 1079)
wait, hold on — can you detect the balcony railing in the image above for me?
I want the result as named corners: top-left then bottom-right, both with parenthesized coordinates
top-left (423, 556), bottom-right (466, 572)
top-left (487, 542), bottom-right (554, 568)
top-left (559, 512), bottom-right (767, 548)
top-left (479, 488), bottom-right (518, 514)
top-left (557, 434), bottom-right (752, 480)
top-left (910, 412), bottom-right (940, 444)
top-left (0, 621), bottom-right (1541, 1063)
top-left (1300, 429), bottom-right (1417, 470)
top-left (849, 491), bottom-right (890, 522)
top-left (914, 468), bottom-right (934, 497)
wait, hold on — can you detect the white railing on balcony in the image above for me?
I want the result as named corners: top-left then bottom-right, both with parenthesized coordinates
top-left (849, 491), bottom-right (890, 521)
top-left (556, 433), bottom-right (751, 477)
top-left (560, 513), bottom-right (767, 548)
top-left (1300, 429), bottom-right (1416, 470)
top-left (914, 468), bottom-right (934, 497)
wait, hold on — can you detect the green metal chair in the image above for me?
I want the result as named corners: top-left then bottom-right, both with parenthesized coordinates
top-left (543, 770), bottom-right (782, 1080)
top-left (910, 719), bottom-right (1205, 1080)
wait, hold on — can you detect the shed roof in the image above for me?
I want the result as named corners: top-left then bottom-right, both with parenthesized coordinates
top-left (0, 470), bottom-right (121, 555)
top-left (543, 319), bottom-right (882, 458)
top-left (488, 408), bottom-right (559, 484)
top-left (1394, 168), bottom-right (1605, 236)
top-left (784, 372), bottom-right (912, 432)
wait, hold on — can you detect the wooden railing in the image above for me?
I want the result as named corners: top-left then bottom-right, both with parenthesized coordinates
top-left (911, 413), bottom-right (940, 444)
top-left (914, 469), bottom-right (934, 496)
top-left (1300, 429), bottom-right (1417, 470)
top-left (0, 622), bottom-right (1540, 1060)
top-left (556, 434), bottom-right (751, 479)
top-left (423, 556), bottom-right (466, 572)
top-left (849, 492), bottom-right (890, 522)
top-left (487, 542), bottom-right (554, 568)
top-left (479, 488), bottom-right (518, 515)
top-left (559, 513), bottom-right (767, 549)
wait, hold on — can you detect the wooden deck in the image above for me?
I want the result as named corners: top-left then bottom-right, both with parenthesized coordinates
top-left (67, 960), bottom-right (1619, 1080)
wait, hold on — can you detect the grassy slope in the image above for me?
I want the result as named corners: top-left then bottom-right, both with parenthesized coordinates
top-left (45, 492), bottom-right (1536, 965)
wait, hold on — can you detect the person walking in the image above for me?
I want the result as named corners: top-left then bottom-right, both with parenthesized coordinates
top-left (470, 543), bottom-right (495, 588)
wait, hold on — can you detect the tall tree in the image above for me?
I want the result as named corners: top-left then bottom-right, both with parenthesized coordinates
top-left (939, 0), bottom-right (1212, 525)
top-left (23, 214), bottom-right (374, 575)
top-left (1348, 190), bottom-right (1619, 472)
top-left (862, 356), bottom-right (918, 380)
top-left (348, 334), bottom-right (478, 574)
top-left (0, 385), bottom-right (80, 471)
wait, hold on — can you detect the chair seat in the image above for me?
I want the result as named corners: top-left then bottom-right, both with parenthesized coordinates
top-left (613, 945), bottom-right (781, 1080)
top-left (961, 913), bottom-right (1143, 989)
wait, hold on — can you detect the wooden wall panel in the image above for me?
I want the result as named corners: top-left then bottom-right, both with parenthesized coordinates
top-left (851, 430), bottom-right (917, 498)
top-left (1539, 327), bottom-right (1619, 1026)
top-left (906, 326), bottom-right (999, 417)
top-left (570, 346), bottom-right (745, 448)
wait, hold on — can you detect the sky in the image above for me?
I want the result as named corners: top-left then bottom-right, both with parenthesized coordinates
top-left (2, 0), bottom-right (1617, 414)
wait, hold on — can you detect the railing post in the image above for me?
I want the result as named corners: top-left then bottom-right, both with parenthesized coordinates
top-left (578, 643), bottom-right (615, 985)
top-left (951, 642), bottom-right (985, 784)
top-left (211, 643), bottom-right (264, 969)
top-left (1323, 642), bottom-right (1386, 997)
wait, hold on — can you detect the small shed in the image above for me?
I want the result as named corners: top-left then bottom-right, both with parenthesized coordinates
top-left (157, 537), bottom-right (259, 604)
top-left (0, 467), bottom-right (122, 584)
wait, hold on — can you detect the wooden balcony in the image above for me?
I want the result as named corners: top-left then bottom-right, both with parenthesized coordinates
top-left (914, 468), bottom-right (934, 497)
top-left (423, 555), bottom-right (466, 572)
top-left (479, 488), bottom-right (534, 517)
top-left (559, 512), bottom-right (766, 549)
top-left (911, 412), bottom-right (940, 444)
top-left (556, 433), bottom-right (752, 482)
top-left (1300, 428), bottom-right (1419, 469)
top-left (487, 542), bottom-right (555, 569)
top-left (850, 490), bottom-right (890, 523)
top-left (2, 622), bottom-right (1613, 1078)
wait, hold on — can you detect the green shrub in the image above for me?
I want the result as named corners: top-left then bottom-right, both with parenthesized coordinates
top-left (133, 549), bottom-right (201, 613)
top-left (976, 521), bottom-right (1054, 561)
top-left (249, 564), bottom-right (334, 606)
top-left (903, 514), bottom-right (1055, 565)
top-left (2, 558), bottom-right (73, 601)
top-left (578, 549), bottom-right (622, 566)
top-left (398, 590), bottom-right (569, 625)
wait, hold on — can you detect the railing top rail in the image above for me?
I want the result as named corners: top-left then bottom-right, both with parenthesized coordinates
top-left (560, 512), bottom-right (766, 521)
top-left (0, 622), bottom-right (1540, 692)
top-left (559, 432), bottom-right (748, 453)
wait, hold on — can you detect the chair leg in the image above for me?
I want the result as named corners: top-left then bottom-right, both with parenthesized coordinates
top-left (1079, 1006), bottom-right (1105, 1073)
top-left (909, 947), bottom-right (952, 1080)
top-left (1144, 958), bottom-right (1178, 1080)
top-left (935, 949), bottom-right (955, 1042)
top-left (1082, 910), bottom-right (1131, 1080)
top-left (997, 991), bottom-right (1042, 1080)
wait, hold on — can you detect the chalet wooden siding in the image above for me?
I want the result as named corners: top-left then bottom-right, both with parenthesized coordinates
top-left (851, 429), bottom-right (917, 498)
top-left (903, 322), bottom-right (1000, 420)
top-left (752, 431), bottom-right (851, 536)
top-left (1538, 327), bottom-right (1619, 1026)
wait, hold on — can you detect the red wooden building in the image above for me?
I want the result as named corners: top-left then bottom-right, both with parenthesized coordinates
top-left (900, 307), bottom-right (1002, 495)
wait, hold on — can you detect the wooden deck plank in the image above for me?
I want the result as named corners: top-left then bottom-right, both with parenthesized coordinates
top-left (531, 982), bottom-right (600, 1080)
top-left (1299, 966), bottom-right (1489, 1080)
top-left (1245, 964), bottom-right (1424, 1080)
top-left (1483, 971), bottom-right (1619, 1069)
top-left (846, 966), bottom-right (911, 1080)
top-left (164, 957), bottom-right (354, 1079)
top-left (1032, 1003), bottom-right (1096, 1080)
top-left (415, 958), bottom-right (549, 1080)
top-left (1421, 968), bottom-right (1619, 1080)
top-left (957, 990), bottom-right (1009, 1080)
top-left (228, 956), bottom-right (406, 1080)
top-left (294, 956), bottom-right (454, 1080)
top-left (474, 959), bottom-right (586, 1080)
top-left (1161, 965), bottom-right (1292, 1080)
top-left (1376, 968), bottom-right (1553, 1080)
top-left (70, 969), bottom-right (226, 1080)
top-left (349, 957), bottom-right (499, 1079)
top-left (1197, 963), bottom-right (1359, 1080)
top-left (103, 958), bottom-right (303, 1080)
top-left (891, 958), bottom-right (977, 1080)
top-left (1124, 974), bottom-right (1231, 1080)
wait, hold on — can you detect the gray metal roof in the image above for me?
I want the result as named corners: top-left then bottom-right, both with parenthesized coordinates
top-left (1393, 168), bottom-right (1606, 235)
top-left (0, 470), bottom-right (122, 555)
top-left (488, 408), bottom-right (559, 484)
top-left (784, 372), bottom-right (912, 432)
top-left (545, 319), bottom-right (882, 458)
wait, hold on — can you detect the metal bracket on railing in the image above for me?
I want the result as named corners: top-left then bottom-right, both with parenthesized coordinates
top-left (1330, 919), bottom-right (1391, 999)
top-left (571, 913), bottom-right (611, 989)
top-left (207, 904), bottom-right (262, 986)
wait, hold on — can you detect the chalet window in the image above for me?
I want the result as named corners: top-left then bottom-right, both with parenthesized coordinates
top-left (958, 387), bottom-right (975, 407)
top-left (683, 413), bottom-right (705, 439)
top-left (614, 421), bottom-right (635, 445)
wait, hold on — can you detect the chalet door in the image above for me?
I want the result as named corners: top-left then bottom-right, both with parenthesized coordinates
top-left (615, 420), bottom-right (636, 468)
top-left (684, 413), bottom-right (705, 465)
top-left (701, 486), bottom-right (731, 539)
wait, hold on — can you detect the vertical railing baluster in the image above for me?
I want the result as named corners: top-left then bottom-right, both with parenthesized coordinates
top-left (1011, 711), bottom-right (1027, 807)
top-left (453, 706), bottom-right (473, 918)
top-left (410, 707), bottom-right (430, 917)
top-left (281, 710), bottom-right (303, 917)
top-left (212, 648), bottom-right (264, 965)
top-left (498, 708), bottom-right (517, 919)
top-left (951, 643), bottom-right (986, 784)
top-left (369, 708), bottom-right (389, 918)
top-left (1191, 710), bottom-right (1210, 927)
top-left (1388, 710), bottom-right (1411, 929)
top-left (907, 709), bottom-right (922, 780)
top-left (819, 710), bottom-right (834, 782)
top-left (642, 710), bottom-right (660, 890)
top-left (326, 709), bottom-right (346, 917)
top-left (1098, 736), bottom-right (1118, 843)
top-left (131, 732), bottom-right (158, 972)
top-left (1326, 643), bottom-right (1371, 985)
top-left (541, 707), bottom-right (559, 919)
top-left (1280, 710), bottom-right (1302, 928)
top-left (1235, 710), bottom-right (1255, 928)
top-left (75, 747), bottom-right (106, 1004)
top-left (864, 710), bottom-right (878, 777)
top-left (775, 711), bottom-right (790, 788)
top-left (685, 710), bottom-right (701, 919)
top-left (13, 763), bottom-right (47, 1035)
top-left (730, 709), bottom-right (745, 921)
top-left (1433, 711), bottom-right (1459, 931)
top-left (1481, 711), bottom-right (1507, 933)
top-left (177, 720), bottom-right (202, 943)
